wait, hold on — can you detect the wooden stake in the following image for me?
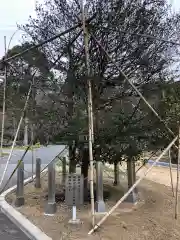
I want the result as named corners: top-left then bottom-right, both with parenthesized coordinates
top-left (81, 1), bottom-right (95, 227)
top-left (88, 136), bottom-right (177, 235)
top-left (175, 127), bottom-right (180, 219)
top-left (168, 149), bottom-right (174, 197)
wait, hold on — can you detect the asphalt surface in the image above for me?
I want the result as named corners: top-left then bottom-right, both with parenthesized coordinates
top-left (0, 212), bottom-right (30, 240)
top-left (0, 145), bottom-right (66, 189)
top-left (0, 145), bottom-right (66, 239)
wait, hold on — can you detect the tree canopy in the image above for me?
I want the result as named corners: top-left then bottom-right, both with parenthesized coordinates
top-left (1, 0), bottom-right (180, 163)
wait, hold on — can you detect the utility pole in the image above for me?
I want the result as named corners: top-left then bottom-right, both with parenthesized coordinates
top-left (0, 36), bottom-right (7, 158)
top-left (81, 0), bottom-right (95, 227)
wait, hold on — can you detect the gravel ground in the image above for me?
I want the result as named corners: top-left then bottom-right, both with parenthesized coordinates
top-left (6, 166), bottom-right (180, 240)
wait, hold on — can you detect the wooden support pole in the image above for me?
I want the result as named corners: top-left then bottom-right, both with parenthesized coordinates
top-left (88, 136), bottom-right (177, 235)
top-left (175, 126), bottom-right (180, 219)
top-left (168, 149), bottom-right (174, 197)
top-left (81, 1), bottom-right (95, 227)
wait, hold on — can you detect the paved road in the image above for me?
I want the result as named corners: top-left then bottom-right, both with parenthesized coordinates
top-left (0, 212), bottom-right (30, 240)
top-left (0, 145), bottom-right (66, 189)
top-left (0, 145), bottom-right (66, 239)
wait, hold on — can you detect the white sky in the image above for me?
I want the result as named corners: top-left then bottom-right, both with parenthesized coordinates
top-left (0, 0), bottom-right (179, 58)
top-left (0, 0), bottom-right (40, 57)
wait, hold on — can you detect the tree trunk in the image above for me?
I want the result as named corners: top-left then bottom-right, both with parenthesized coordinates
top-left (69, 143), bottom-right (76, 173)
top-left (127, 157), bottom-right (135, 188)
top-left (113, 160), bottom-right (119, 186)
top-left (170, 145), bottom-right (178, 164)
top-left (81, 147), bottom-right (89, 189)
top-left (132, 158), bottom-right (136, 183)
top-left (66, 47), bottom-right (76, 174)
top-left (126, 157), bottom-right (137, 202)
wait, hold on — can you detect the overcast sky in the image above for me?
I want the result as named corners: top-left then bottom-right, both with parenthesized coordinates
top-left (0, 0), bottom-right (179, 58)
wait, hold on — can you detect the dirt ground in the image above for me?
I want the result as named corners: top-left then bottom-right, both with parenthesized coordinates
top-left (137, 165), bottom-right (177, 189)
top-left (6, 166), bottom-right (180, 240)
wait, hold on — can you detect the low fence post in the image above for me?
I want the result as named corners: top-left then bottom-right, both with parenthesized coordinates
top-left (95, 161), bottom-right (106, 213)
top-left (35, 158), bottom-right (41, 188)
top-left (15, 160), bottom-right (25, 207)
top-left (44, 161), bottom-right (56, 215)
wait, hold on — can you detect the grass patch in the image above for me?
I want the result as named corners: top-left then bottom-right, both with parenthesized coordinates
top-left (3, 143), bottom-right (41, 150)
top-left (0, 152), bottom-right (9, 157)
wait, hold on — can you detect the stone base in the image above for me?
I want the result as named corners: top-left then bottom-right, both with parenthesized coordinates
top-left (95, 200), bottom-right (106, 213)
top-left (124, 190), bottom-right (138, 203)
top-left (44, 202), bottom-right (56, 215)
top-left (68, 218), bottom-right (81, 224)
top-left (15, 197), bottom-right (25, 207)
top-left (34, 181), bottom-right (41, 188)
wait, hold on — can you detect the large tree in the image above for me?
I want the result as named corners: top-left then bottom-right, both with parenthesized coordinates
top-left (16, 0), bottom-right (180, 174)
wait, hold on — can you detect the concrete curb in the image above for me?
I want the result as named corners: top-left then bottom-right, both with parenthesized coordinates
top-left (0, 173), bottom-right (52, 240)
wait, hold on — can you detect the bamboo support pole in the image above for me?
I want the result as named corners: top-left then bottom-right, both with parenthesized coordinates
top-left (175, 127), bottom-right (180, 219)
top-left (81, 1), bottom-right (95, 227)
top-left (31, 125), bottom-right (34, 180)
top-left (0, 83), bottom-right (32, 188)
top-left (168, 149), bottom-right (175, 197)
top-left (88, 136), bottom-right (178, 235)
top-left (0, 36), bottom-right (7, 159)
